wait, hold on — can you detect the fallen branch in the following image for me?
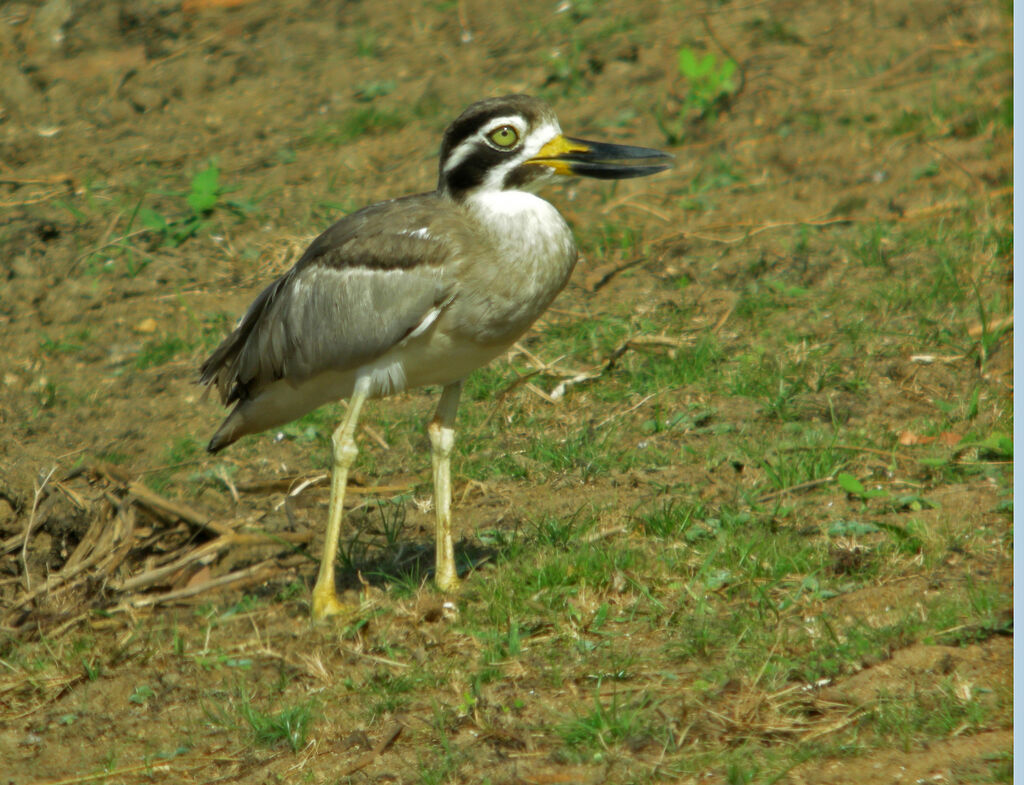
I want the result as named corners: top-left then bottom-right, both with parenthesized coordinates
top-left (122, 557), bottom-right (291, 607)
top-left (113, 530), bottom-right (311, 593)
top-left (21, 467), bottom-right (57, 593)
top-left (340, 722), bottom-right (403, 776)
top-left (128, 480), bottom-right (235, 537)
top-left (3, 466), bottom-right (321, 633)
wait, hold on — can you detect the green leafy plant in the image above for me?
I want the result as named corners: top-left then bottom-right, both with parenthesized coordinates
top-left (139, 161), bottom-right (252, 249)
top-left (836, 472), bottom-right (888, 501)
top-left (658, 48), bottom-right (739, 143)
top-left (138, 164), bottom-right (216, 248)
top-left (140, 162), bottom-right (222, 247)
top-left (129, 685), bottom-right (155, 705)
top-left (678, 48), bottom-right (738, 115)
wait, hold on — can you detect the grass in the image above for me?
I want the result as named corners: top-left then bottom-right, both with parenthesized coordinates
top-left (0, 1), bottom-right (1011, 783)
top-left (657, 47), bottom-right (740, 143)
top-left (304, 106), bottom-right (405, 147)
top-left (207, 693), bottom-right (317, 752)
top-left (558, 689), bottom-right (659, 759)
top-left (135, 335), bottom-right (191, 369)
top-left (145, 435), bottom-right (204, 492)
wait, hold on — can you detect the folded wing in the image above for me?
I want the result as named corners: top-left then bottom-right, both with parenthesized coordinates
top-left (200, 195), bottom-right (455, 406)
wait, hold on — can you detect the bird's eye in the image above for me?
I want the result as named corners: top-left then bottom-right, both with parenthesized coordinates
top-left (488, 125), bottom-right (519, 148)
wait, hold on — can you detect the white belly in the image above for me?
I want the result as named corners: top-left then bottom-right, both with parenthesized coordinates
top-left (220, 319), bottom-right (510, 443)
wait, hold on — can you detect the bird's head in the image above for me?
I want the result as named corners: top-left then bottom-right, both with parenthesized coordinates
top-left (438, 94), bottom-right (671, 200)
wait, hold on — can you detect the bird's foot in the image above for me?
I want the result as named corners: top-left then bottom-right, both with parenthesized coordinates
top-left (434, 569), bottom-right (462, 594)
top-left (311, 585), bottom-right (358, 622)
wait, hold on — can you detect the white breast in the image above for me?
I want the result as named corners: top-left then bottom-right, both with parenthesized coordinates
top-left (465, 189), bottom-right (574, 270)
top-left (450, 190), bottom-right (576, 341)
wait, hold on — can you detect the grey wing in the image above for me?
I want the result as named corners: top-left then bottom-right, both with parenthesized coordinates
top-left (200, 197), bottom-right (454, 405)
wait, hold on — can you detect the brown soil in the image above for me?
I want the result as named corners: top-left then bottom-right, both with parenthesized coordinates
top-left (0, 0), bottom-right (1011, 783)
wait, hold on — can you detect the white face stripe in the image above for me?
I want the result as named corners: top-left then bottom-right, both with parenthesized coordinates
top-left (442, 114), bottom-right (527, 174)
top-left (441, 114), bottom-right (563, 187)
top-left (441, 131), bottom-right (482, 175)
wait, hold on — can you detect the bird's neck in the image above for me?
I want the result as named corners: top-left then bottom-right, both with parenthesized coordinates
top-left (462, 188), bottom-right (570, 244)
top-left (465, 188), bottom-right (575, 273)
top-left (461, 187), bottom-right (577, 311)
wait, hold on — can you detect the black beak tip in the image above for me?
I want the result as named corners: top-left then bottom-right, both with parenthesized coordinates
top-left (559, 137), bottom-right (673, 179)
top-left (568, 159), bottom-right (672, 180)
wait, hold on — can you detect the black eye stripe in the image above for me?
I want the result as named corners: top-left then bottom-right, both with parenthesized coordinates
top-left (503, 163), bottom-right (546, 190)
top-left (444, 145), bottom-right (506, 194)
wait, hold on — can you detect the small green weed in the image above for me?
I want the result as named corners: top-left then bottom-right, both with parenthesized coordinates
top-left (837, 473), bottom-right (939, 518)
top-left (139, 161), bottom-right (251, 250)
top-left (129, 684), bottom-right (155, 706)
top-left (235, 697), bottom-right (316, 752)
top-left (473, 621), bottom-right (525, 675)
top-left (836, 472), bottom-right (888, 501)
top-left (38, 330), bottom-right (89, 356)
top-left (658, 48), bottom-right (739, 143)
top-left (339, 499), bottom-right (422, 591)
top-left (135, 335), bottom-right (191, 369)
top-left (354, 79), bottom-right (396, 101)
top-left (677, 48), bottom-right (738, 116)
top-left (353, 30), bottom-right (379, 57)
top-left (306, 107), bottom-right (405, 146)
top-left (633, 499), bottom-right (705, 539)
top-left (68, 161), bottom-right (255, 277)
top-left (559, 689), bottom-right (656, 759)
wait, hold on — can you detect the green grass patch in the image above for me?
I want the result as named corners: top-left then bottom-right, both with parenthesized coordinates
top-left (304, 106), bottom-right (405, 146)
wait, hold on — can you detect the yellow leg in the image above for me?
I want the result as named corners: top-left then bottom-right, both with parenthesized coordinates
top-left (428, 381), bottom-right (462, 592)
top-left (311, 381), bottom-right (370, 620)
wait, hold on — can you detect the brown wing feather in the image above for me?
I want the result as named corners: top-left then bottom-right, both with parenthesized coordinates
top-left (200, 194), bottom-right (456, 405)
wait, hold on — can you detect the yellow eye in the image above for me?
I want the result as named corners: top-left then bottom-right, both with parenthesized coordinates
top-left (489, 125), bottom-right (519, 148)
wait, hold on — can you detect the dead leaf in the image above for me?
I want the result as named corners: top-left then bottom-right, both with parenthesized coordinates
top-left (898, 430), bottom-right (934, 446)
top-left (184, 565), bottom-right (212, 588)
top-left (899, 430), bottom-right (961, 447)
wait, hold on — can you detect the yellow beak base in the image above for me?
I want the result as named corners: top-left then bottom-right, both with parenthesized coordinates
top-left (526, 134), bottom-right (672, 180)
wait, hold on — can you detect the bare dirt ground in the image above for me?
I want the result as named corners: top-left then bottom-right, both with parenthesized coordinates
top-left (0, 0), bottom-right (1012, 783)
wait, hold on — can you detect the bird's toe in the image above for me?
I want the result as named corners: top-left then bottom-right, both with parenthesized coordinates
top-left (311, 586), bottom-right (358, 622)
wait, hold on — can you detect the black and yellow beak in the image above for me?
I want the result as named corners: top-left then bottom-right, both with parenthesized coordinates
top-left (528, 134), bottom-right (672, 180)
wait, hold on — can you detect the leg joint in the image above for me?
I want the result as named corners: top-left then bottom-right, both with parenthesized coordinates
top-left (331, 431), bottom-right (359, 469)
top-left (427, 420), bottom-right (456, 456)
